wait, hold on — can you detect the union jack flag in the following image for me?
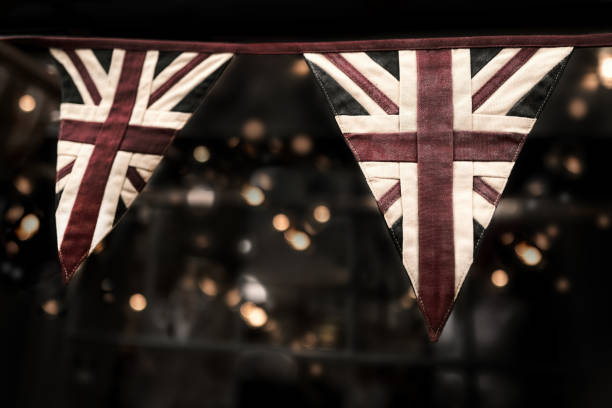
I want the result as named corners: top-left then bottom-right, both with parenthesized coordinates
top-left (51, 47), bottom-right (233, 283)
top-left (304, 47), bottom-right (572, 340)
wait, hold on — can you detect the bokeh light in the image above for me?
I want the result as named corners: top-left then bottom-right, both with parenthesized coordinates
top-left (199, 277), bottom-right (218, 297)
top-left (313, 205), bottom-right (330, 223)
top-left (240, 301), bottom-right (268, 328)
top-left (193, 145), bottom-right (210, 163)
top-left (272, 213), bottom-right (290, 231)
top-left (241, 185), bottom-right (265, 206)
top-left (15, 214), bottom-right (40, 241)
top-left (491, 269), bottom-right (509, 288)
top-left (129, 293), bottom-right (147, 311)
top-left (18, 94), bottom-right (36, 112)
top-left (514, 242), bottom-right (543, 266)
top-left (284, 229), bottom-right (311, 251)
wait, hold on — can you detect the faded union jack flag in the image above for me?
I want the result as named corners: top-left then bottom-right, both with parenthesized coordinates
top-left (51, 47), bottom-right (233, 283)
top-left (304, 47), bottom-right (572, 340)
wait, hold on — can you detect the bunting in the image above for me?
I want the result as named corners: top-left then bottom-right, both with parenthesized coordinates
top-left (5, 33), bottom-right (607, 340)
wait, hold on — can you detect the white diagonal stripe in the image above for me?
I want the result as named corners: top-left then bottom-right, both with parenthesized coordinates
top-left (147, 53), bottom-right (233, 112)
top-left (475, 47), bottom-right (573, 115)
top-left (340, 52), bottom-right (399, 105)
top-left (150, 52), bottom-right (198, 93)
top-left (305, 53), bottom-right (386, 116)
top-left (471, 48), bottom-right (521, 94)
top-left (90, 151), bottom-right (133, 253)
top-left (50, 48), bottom-right (95, 106)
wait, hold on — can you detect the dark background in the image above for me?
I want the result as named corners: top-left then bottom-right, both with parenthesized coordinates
top-left (2, 1), bottom-right (612, 407)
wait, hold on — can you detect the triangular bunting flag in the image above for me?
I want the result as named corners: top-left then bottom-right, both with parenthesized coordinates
top-left (304, 47), bottom-right (572, 340)
top-left (51, 47), bottom-right (233, 283)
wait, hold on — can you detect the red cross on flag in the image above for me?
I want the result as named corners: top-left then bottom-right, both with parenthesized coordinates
top-left (304, 47), bottom-right (572, 340)
top-left (51, 47), bottom-right (233, 283)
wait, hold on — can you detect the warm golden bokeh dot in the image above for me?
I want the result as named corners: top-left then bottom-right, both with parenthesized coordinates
top-left (514, 241), bottom-right (543, 266)
top-left (240, 301), bottom-right (268, 328)
top-left (491, 269), bottom-right (509, 288)
top-left (129, 293), bottom-right (147, 311)
top-left (18, 94), bottom-right (36, 112)
top-left (272, 213), bottom-right (290, 231)
top-left (313, 205), bottom-right (330, 223)
top-left (193, 145), bottom-right (211, 163)
top-left (15, 214), bottom-right (40, 241)
top-left (241, 185), bottom-right (265, 206)
top-left (284, 229), bottom-right (311, 251)
top-left (199, 277), bottom-right (218, 297)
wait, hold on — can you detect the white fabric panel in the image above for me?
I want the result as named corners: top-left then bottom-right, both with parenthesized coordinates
top-left (471, 48), bottom-right (521, 93)
top-left (57, 140), bottom-right (86, 156)
top-left (472, 161), bottom-right (515, 178)
top-left (359, 161), bottom-right (400, 179)
top-left (50, 48), bottom-right (95, 106)
top-left (336, 115), bottom-right (399, 133)
top-left (453, 161), bottom-right (474, 298)
top-left (451, 49), bottom-right (473, 131)
top-left (59, 103), bottom-right (109, 123)
top-left (55, 143), bottom-right (94, 248)
top-left (473, 191), bottom-right (496, 228)
top-left (472, 114), bottom-right (535, 134)
top-left (150, 52), bottom-right (198, 93)
top-left (130, 50), bottom-right (159, 125)
top-left (476, 47), bottom-right (573, 115)
top-left (340, 52), bottom-right (399, 104)
top-left (400, 162), bottom-right (419, 293)
top-left (89, 151), bottom-right (133, 253)
top-left (148, 53), bottom-right (233, 112)
top-left (74, 49), bottom-right (109, 101)
top-left (398, 50), bottom-right (417, 132)
top-left (130, 153), bottom-right (163, 172)
top-left (140, 110), bottom-right (191, 129)
top-left (56, 154), bottom-right (77, 169)
top-left (135, 168), bottom-right (153, 183)
top-left (55, 174), bottom-right (70, 193)
top-left (304, 53), bottom-right (386, 116)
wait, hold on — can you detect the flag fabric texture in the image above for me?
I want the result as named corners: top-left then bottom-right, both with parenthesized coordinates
top-left (51, 47), bottom-right (232, 283)
top-left (34, 34), bottom-right (598, 340)
top-left (304, 47), bottom-right (572, 340)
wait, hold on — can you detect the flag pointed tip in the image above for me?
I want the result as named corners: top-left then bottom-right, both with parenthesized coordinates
top-left (417, 295), bottom-right (454, 343)
top-left (58, 249), bottom-right (84, 285)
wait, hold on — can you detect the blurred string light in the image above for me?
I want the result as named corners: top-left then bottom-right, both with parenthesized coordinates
top-left (240, 301), bottom-right (268, 328)
top-left (15, 214), bottom-right (40, 241)
top-left (4, 205), bottom-right (24, 223)
top-left (527, 179), bottom-right (544, 197)
top-left (193, 145), bottom-right (210, 163)
top-left (581, 72), bottom-right (600, 91)
top-left (291, 134), bottom-right (313, 155)
top-left (199, 277), bottom-right (218, 297)
top-left (241, 275), bottom-right (267, 303)
top-left (568, 97), bottom-right (587, 120)
top-left (225, 288), bottom-right (242, 307)
top-left (186, 186), bottom-right (215, 207)
top-left (18, 94), bottom-right (36, 112)
top-left (284, 229), bottom-right (311, 251)
top-left (14, 176), bottom-right (32, 195)
top-left (597, 214), bottom-right (610, 229)
top-left (241, 185), bottom-right (265, 206)
top-left (309, 363), bottom-right (324, 377)
top-left (227, 136), bottom-right (240, 148)
top-left (491, 269), bottom-right (509, 288)
top-left (252, 171), bottom-right (273, 191)
top-left (533, 232), bottom-right (551, 250)
top-left (272, 213), bottom-right (290, 231)
top-left (500, 232), bottom-right (514, 245)
top-left (129, 293), bottom-right (147, 311)
top-left (100, 278), bottom-right (113, 292)
top-left (5, 241), bottom-right (19, 256)
top-left (291, 59), bottom-right (310, 77)
top-left (547, 224), bottom-right (560, 237)
top-left (555, 277), bottom-right (571, 293)
top-left (514, 241), bottom-right (542, 266)
top-left (242, 118), bottom-right (265, 141)
top-left (237, 238), bottom-right (253, 254)
top-left (563, 155), bottom-right (583, 176)
top-left (598, 48), bottom-right (612, 88)
top-left (313, 205), bottom-right (330, 223)
top-left (41, 299), bottom-right (59, 316)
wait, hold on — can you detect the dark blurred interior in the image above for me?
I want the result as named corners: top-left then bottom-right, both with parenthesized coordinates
top-left (2, 1), bottom-right (612, 407)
